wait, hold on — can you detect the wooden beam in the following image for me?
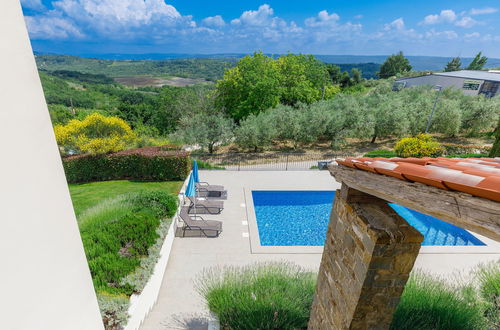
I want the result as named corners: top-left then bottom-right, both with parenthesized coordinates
top-left (329, 165), bottom-right (500, 242)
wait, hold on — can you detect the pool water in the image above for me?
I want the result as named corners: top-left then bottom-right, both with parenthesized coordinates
top-left (252, 190), bottom-right (485, 247)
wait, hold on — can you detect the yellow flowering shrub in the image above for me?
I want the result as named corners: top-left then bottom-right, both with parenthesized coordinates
top-left (394, 134), bottom-right (443, 158)
top-left (54, 113), bottom-right (136, 155)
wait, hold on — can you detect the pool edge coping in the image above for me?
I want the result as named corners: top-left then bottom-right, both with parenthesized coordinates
top-left (243, 187), bottom-right (500, 255)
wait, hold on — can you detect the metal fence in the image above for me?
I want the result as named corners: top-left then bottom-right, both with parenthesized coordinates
top-left (191, 152), bottom-right (353, 171)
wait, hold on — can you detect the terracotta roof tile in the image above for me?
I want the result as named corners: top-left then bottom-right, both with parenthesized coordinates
top-left (336, 157), bottom-right (500, 202)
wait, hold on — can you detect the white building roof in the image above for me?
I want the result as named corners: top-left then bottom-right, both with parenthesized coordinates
top-left (434, 70), bottom-right (500, 82)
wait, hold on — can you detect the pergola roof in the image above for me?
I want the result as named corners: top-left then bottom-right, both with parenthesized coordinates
top-left (330, 158), bottom-right (500, 242)
top-left (336, 157), bottom-right (500, 202)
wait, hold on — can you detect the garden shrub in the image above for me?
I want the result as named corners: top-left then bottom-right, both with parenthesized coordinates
top-left (197, 262), bottom-right (316, 330)
top-left (475, 261), bottom-right (500, 328)
top-left (81, 208), bottom-right (160, 295)
top-left (97, 292), bottom-right (130, 330)
top-left (63, 146), bottom-right (190, 183)
top-left (127, 190), bottom-right (178, 219)
top-left (54, 113), bottom-right (136, 155)
top-left (394, 134), bottom-right (443, 158)
top-left (390, 272), bottom-right (487, 330)
top-left (79, 191), bottom-right (178, 296)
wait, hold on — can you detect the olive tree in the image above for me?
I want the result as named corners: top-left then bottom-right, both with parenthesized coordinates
top-left (460, 96), bottom-right (500, 136)
top-left (175, 112), bottom-right (234, 153)
top-left (364, 93), bottom-right (409, 143)
top-left (234, 113), bottom-right (277, 151)
top-left (430, 98), bottom-right (462, 137)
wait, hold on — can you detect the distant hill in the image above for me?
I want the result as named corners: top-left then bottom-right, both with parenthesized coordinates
top-left (335, 63), bottom-right (381, 79)
top-left (35, 52), bottom-right (500, 72)
top-left (35, 53), bottom-right (500, 82)
top-left (35, 54), bottom-right (380, 80)
top-left (35, 54), bottom-right (237, 81)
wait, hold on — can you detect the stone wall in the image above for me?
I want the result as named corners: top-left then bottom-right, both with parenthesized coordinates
top-left (308, 184), bottom-right (423, 330)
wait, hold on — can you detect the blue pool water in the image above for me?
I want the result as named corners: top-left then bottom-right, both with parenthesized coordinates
top-left (252, 190), bottom-right (485, 247)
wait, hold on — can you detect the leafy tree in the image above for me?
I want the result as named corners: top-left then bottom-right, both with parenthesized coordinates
top-left (350, 68), bottom-right (363, 85)
top-left (490, 119), bottom-right (500, 157)
top-left (234, 113), bottom-right (277, 151)
top-left (399, 86), bottom-right (437, 135)
top-left (215, 52), bottom-right (332, 121)
top-left (364, 93), bottom-right (408, 143)
top-left (460, 95), bottom-right (500, 136)
top-left (430, 98), bottom-right (462, 136)
top-left (444, 57), bottom-right (462, 72)
top-left (378, 51), bottom-right (412, 79)
top-left (277, 54), bottom-right (329, 106)
top-left (151, 86), bottom-right (204, 134)
top-left (175, 112), bottom-right (234, 153)
top-left (339, 71), bottom-right (353, 88)
top-left (467, 52), bottom-right (488, 70)
top-left (54, 113), bottom-right (136, 155)
top-left (270, 103), bottom-right (332, 148)
top-left (326, 64), bottom-right (342, 84)
top-left (215, 52), bottom-right (281, 122)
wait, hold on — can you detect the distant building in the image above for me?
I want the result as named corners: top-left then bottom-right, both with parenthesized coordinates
top-left (394, 70), bottom-right (500, 98)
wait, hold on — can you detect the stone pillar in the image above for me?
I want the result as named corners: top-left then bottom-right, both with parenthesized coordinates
top-left (308, 184), bottom-right (423, 330)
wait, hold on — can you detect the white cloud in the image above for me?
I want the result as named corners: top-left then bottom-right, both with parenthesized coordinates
top-left (421, 10), bottom-right (456, 25)
top-left (482, 34), bottom-right (500, 42)
top-left (23, 2), bottom-right (500, 55)
top-left (384, 18), bottom-right (405, 31)
top-left (464, 32), bottom-right (480, 38)
top-left (231, 4), bottom-right (275, 26)
top-left (305, 10), bottom-right (340, 27)
top-left (378, 18), bottom-right (422, 41)
top-left (425, 29), bottom-right (458, 40)
top-left (420, 9), bottom-right (482, 28)
top-left (455, 16), bottom-right (479, 28)
top-left (202, 15), bottom-right (225, 27)
top-left (24, 15), bottom-right (84, 39)
top-left (21, 0), bottom-right (45, 11)
top-left (25, 0), bottom-right (194, 40)
top-left (469, 7), bottom-right (498, 15)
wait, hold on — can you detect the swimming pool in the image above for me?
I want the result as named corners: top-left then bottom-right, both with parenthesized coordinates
top-left (251, 190), bottom-right (485, 247)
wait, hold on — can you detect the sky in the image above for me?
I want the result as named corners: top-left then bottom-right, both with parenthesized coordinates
top-left (21, 0), bottom-right (500, 57)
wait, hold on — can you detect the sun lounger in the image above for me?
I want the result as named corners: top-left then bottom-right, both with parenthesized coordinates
top-left (179, 207), bottom-right (222, 238)
top-left (186, 196), bottom-right (223, 214)
top-left (196, 182), bottom-right (227, 199)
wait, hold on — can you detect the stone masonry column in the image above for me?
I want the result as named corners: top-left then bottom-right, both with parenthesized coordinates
top-left (308, 184), bottom-right (424, 330)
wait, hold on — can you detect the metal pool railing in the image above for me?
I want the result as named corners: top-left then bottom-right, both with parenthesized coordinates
top-left (191, 152), bottom-right (353, 171)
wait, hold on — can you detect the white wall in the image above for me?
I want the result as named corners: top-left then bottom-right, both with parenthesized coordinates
top-left (0, 1), bottom-right (103, 329)
top-left (399, 75), bottom-right (483, 96)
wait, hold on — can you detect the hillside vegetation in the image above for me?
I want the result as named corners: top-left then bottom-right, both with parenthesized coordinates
top-left (39, 52), bottom-right (499, 157)
top-left (36, 54), bottom-right (380, 80)
top-left (36, 54), bottom-right (237, 81)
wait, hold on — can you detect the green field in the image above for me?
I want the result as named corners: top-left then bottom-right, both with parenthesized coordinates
top-left (68, 180), bottom-right (183, 216)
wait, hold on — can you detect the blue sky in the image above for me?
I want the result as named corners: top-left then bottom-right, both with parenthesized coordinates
top-left (21, 0), bottom-right (500, 57)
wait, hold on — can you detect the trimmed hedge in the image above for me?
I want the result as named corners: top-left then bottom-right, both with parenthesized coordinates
top-left (63, 146), bottom-right (190, 183)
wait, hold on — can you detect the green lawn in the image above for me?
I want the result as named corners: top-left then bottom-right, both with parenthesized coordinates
top-left (69, 180), bottom-right (183, 216)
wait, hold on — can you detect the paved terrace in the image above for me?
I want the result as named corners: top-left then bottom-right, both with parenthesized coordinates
top-left (140, 170), bottom-right (500, 330)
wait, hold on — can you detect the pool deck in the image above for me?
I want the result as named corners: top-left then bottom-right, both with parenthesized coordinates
top-left (140, 170), bottom-right (500, 330)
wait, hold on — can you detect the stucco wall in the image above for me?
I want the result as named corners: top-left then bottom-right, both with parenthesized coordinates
top-left (0, 1), bottom-right (103, 329)
top-left (398, 75), bottom-right (483, 96)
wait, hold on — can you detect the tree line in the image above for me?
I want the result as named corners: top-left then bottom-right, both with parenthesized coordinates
top-left (41, 51), bottom-right (498, 155)
top-left (176, 80), bottom-right (499, 153)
